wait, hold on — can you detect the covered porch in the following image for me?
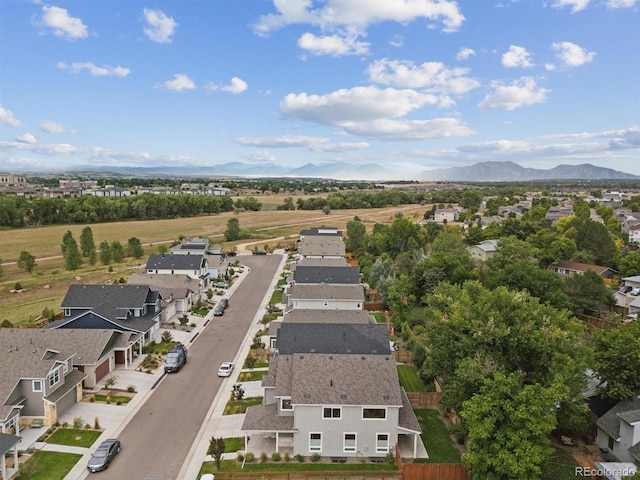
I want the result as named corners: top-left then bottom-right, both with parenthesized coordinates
top-left (241, 404), bottom-right (296, 456)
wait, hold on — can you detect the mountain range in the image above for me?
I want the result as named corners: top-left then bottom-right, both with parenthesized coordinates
top-left (27, 161), bottom-right (639, 181)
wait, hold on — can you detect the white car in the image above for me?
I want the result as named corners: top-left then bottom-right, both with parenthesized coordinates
top-left (218, 362), bottom-right (234, 377)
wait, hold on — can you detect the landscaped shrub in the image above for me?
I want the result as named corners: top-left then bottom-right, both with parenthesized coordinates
top-left (89, 396), bottom-right (95, 403)
top-left (272, 452), bottom-right (281, 462)
top-left (73, 416), bottom-right (85, 429)
top-left (310, 453), bottom-right (321, 462)
top-left (295, 454), bottom-right (305, 462)
top-left (127, 385), bottom-right (136, 393)
top-left (236, 453), bottom-right (244, 463)
top-left (283, 451), bottom-right (290, 462)
top-left (260, 451), bottom-right (268, 463)
top-left (94, 417), bottom-right (100, 429)
top-left (245, 452), bottom-right (254, 463)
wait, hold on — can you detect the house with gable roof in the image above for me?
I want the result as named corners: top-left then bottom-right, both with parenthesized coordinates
top-left (291, 265), bottom-right (360, 286)
top-left (467, 239), bottom-right (500, 262)
top-left (0, 330), bottom-right (87, 430)
top-left (596, 396), bottom-right (640, 464)
top-left (128, 272), bottom-right (202, 321)
top-left (286, 284), bottom-right (365, 311)
top-left (241, 353), bottom-right (421, 459)
top-left (49, 284), bottom-right (162, 343)
top-left (550, 260), bottom-right (617, 280)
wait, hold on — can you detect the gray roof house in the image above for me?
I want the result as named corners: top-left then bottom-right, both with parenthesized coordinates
top-left (292, 258), bottom-right (348, 268)
top-left (241, 353), bottom-right (421, 459)
top-left (286, 284), bottom-right (365, 311)
top-left (275, 323), bottom-right (391, 355)
top-left (299, 227), bottom-right (342, 238)
top-left (596, 396), bottom-right (640, 463)
top-left (467, 239), bottom-right (500, 262)
top-left (128, 273), bottom-right (202, 321)
top-left (292, 265), bottom-right (360, 285)
top-left (0, 330), bottom-right (88, 431)
top-left (146, 253), bottom-right (209, 281)
top-left (298, 236), bottom-right (346, 259)
top-left (49, 284), bottom-right (162, 343)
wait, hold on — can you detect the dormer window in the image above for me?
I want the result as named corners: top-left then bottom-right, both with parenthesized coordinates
top-left (49, 369), bottom-right (60, 387)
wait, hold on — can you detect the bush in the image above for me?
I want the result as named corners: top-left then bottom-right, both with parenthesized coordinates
top-left (89, 396), bottom-right (95, 403)
top-left (0, 319), bottom-right (13, 328)
top-left (385, 452), bottom-right (395, 464)
top-left (73, 416), bottom-right (85, 429)
top-left (236, 453), bottom-right (244, 463)
top-left (310, 453), bottom-right (321, 462)
top-left (14, 282), bottom-right (22, 291)
top-left (295, 454), bottom-right (305, 462)
top-left (127, 385), bottom-right (136, 393)
top-left (84, 424), bottom-right (92, 429)
top-left (245, 452), bottom-right (255, 463)
top-left (260, 451), bottom-right (268, 463)
top-left (272, 452), bottom-right (281, 462)
top-left (105, 396), bottom-right (111, 404)
top-left (94, 417), bottom-right (100, 429)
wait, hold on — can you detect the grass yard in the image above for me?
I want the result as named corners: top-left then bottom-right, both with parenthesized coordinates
top-left (372, 311), bottom-right (387, 323)
top-left (199, 459), bottom-right (398, 476)
top-left (45, 428), bottom-right (102, 447)
top-left (14, 451), bottom-right (82, 480)
top-left (237, 370), bottom-right (268, 381)
top-left (224, 396), bottom-right (263, 415)
top-left (414, 409), bottom-right (462, 464)
top-left (397, 365), bottom-right (426, 393)
top-left (269, 289), bottom-right (283, 304)
top-left (222, 437), bottom-right (245, 453)
top-left (542, 445), bottom-right (581, 479)
top-left (92, 394), bottom-right (133, 404)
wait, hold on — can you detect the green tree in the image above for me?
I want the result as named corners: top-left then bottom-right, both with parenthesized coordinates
top-left (593, 321), bottom-right (640, 401)
top-left (79, 226), bottom-right (95, 257)
top-left (99, 240), bottom-right (112, 265)
top-left (61, 230), bottom-right (73, 255)
top-left (207, 437), bottom-right (226, 470)
top-left (570, 218), bottom-right (617, 266)
top-left (564, 270), bottom-right (615, 314)
top-left (461, 371), bottom-right (568, 480)
top-left (617, 250), bottom-right (640, 278)
top-left (17, 251), bottom-right (37, 273)
top-left (111, 240), bottom-right (125, 263)
top-left (276, 197), bottom-right (295, 210)
top-left (346, 217), bottom-right (367, 255)
top-left (64, 237), bottom-right (82, 270)
top-left (224, 217), bottom-right (241, 242)
top-left (127, 237), bottom-right (144, 259)
top-left (88, 248), bottom-right (97, 265)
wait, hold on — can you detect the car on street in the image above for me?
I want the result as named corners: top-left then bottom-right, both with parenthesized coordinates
top-left (213, 298), bottom-right (228, 316)
top-left (252, 249), bottom-right (267, 255)
top-left (164, 344), bottom-right (187, 373)
top-left (218, 362), bottom-right (234, 377)
top-left (87, 438), bottom-right (121, 472)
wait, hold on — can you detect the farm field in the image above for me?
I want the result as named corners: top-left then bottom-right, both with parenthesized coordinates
top-left (0, 200), bottom-right (429, 325)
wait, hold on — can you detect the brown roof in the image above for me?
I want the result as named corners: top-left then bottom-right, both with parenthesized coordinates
top-left (241, 403), bottom-right (295, 432)
top-left (553, 260), bottom-right (615, 275)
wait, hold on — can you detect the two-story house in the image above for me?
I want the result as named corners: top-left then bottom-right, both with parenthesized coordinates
top-left (286, 284), bottom-right (364, 311)
top-left (467, 239), bottom-right (500, 262)
top-left (596, 396), bottom-right (640, 464)
top-left (128, 273), bottom-right (202, 321)
top-left (0, 330), bottom-right (87, 431)
top-left (290, 265), bottom-right (360, 286)
top-left (49, 284), bottom-right (162, 343)
top-left (242, 354), bottom-right (421, 459)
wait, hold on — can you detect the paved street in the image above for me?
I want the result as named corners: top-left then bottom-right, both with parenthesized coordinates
top-left (92, 253), bottom-right (283, 480)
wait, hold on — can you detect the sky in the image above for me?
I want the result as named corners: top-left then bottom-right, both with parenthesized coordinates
top-left (0, 0), bottom-right (639, 179)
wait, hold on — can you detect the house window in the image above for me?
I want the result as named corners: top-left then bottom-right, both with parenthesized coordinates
top-left (344, 433), bottom-right (356, 452)
top-left (309, 432), bottom-right (322, 452)
top-left (363, 408), bottom-right (386, 419)
top-left (48, 369), bottom-right (59, 387)
top-left (32, 380), bottom-right (43, 392)
top-left (323, 407), bottom-right (341, 419)
top-left (62, 362), bottom-right (69, 374)
top-left (356, 302), bottom-right (361, 308)
top-left (281, 399), bottom-right (292, 411)
top-left (64, 308), bottom-right (71, 317)
top-left (376, 433), bottom-right (389, 453)
top-left (608, 435), bottom-right (614, 450)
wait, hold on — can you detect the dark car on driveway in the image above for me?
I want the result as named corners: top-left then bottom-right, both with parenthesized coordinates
top-left (164, 344), bottom-right (187, 373)
top-left (87, 438), bottom-right (121, 472)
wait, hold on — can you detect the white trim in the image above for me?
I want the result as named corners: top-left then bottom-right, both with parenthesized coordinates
top-left (32, 380), bottom-right (43, 392)
top-left (309, 432), bottom-right (322, 452)
top-left (376, 433), bottom-right (389, 453)
top-left (343, 432), bottom-right (357, 453)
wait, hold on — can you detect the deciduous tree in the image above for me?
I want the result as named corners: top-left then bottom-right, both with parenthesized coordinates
top-left (17, 251), bottom-right (36, 273)
top-left (207, 437), bottom-right (225, 470)
top-left (224, 218), bottom-right (241, 242)
top-left (127, 237), bottom-right (144, 259)
top-left (593, 321), bottom-right (640, 401)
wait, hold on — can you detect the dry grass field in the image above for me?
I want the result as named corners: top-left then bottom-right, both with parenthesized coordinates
top-left (0, 200), bottom-right (429, 325)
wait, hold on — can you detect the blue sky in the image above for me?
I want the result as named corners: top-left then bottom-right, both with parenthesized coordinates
top-left (1, 0), bottom-right (639, 179)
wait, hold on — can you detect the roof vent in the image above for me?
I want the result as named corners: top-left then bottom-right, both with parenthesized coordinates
top-left (304, 393), bottom-right (311, 399)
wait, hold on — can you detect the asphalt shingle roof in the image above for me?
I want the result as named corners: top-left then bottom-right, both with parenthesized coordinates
top-left (597, 396), bottom-right (640, 439)
top-left (282, 310), bottom-right (376, 324)
top-left (287, 284), bottom-right (364, 301)
top-left (146, 253), bottom-right (206, 271)
top-left (61, 284), bottom-right (156, 310)
top-left (293, 265), bottom-right (359, 285)
top-left (276, 323), bottom-right (390, 355)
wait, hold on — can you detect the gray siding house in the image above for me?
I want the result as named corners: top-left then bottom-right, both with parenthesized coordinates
top-left (286, 284), bottom-right (365, 311)
top-left (291, 265), bottom-right (360, 286)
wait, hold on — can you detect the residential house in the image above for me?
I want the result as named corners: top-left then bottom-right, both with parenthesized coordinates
top-left (297, 236), bottom-right (346, 259)
top-left (146, 253), bottom-right (209, 280)
top-left (431, 207), bottom-right (463, 224)
top-left (467, 239), bottom-right (500, 262)
top-left (50, 284), bottom-right (162, 343)
top-left (546, 205), bottom-right (574, 224)
top-left (127, 273), bottom-right (202, 321)
top-left (622, 276), bottom-right (640, 290)
top-left (274, 323), bottom-right (391, 355)
top-left (596, 396), bottom-right (640, 464)
top-left (1, 431), bottom-right (22, 480)
top-left (291, 265), bottom-right (360, 285)
top-left (299, 227), bottom-right (342, 238)
top-left (0, 330), bottom-right (87, 430)
top-left (292, 258), bottom-right (349, 269)
top-left (551, 260), bottom-right (617, 280)
top-left (241, 354), bottom-right (421, 459)
top-left (629, 224), bottom-right (640, 246)
top-left (286, 284), bottom-right (365, 311)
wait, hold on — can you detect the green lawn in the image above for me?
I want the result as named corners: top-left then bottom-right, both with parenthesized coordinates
top-left (372, 312), bottom-right (387, 323)
top-left (414, 409), bottom-right (462, 464)
top-left (224, 396), bottom-right (263, 415)
top-left (199, 459), bottom-right (398, 476)
top-left (45, 428), bottom-right (102, 447)
top-left (223, 437), bottom-right (245, 453)
top-left (270, 289), bottom-right (283, 304)
top-left (14, 451), bottom-right (82, 480)
top-left (93, 394), bottom-right (133, 404)
top-left (397, 364), bottom-right (426, 392)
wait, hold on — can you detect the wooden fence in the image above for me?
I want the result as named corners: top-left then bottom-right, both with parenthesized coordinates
top-left (576, 313), bottom-right (620, 330)
top-left (207, 472), bottom-right (402, 479)
top-left (406, 392), bottom-right (442, 408)
top-left (395, 446), bottom-right (469, 480)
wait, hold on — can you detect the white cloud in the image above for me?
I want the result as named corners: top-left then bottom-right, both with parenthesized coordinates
top-left (161, 74), bottom-right (196, 91)
top-left (16, 133), bottom-right (37, 144)
top-left (235, 134), bottom-right (369, 152)
top-left (298, 32), bottom-right (370, 56)
top-left (501, 45), bottom-right (534, 68)
top-left (40, 120), bottom-right (75, 134)
top-left (0, 105), bottom-right (22, 127)
top-left (57, 61), bottom-right (130, 77)
top-left (456, 47), bottom-right (475, 61)
top-left (35, 6), bottom-right (89, 40)
top-left (206, 77), bottom-right (248, 94)
top-left (478, 77), bottom-right (549, 111)
top-left (143, 8), bottom-right (178, 44)
top-left (552, 41), bottom-right (595, 67)
top-left (311, 142), bottom-right (369, 152)
top-left (605, 0), bottom-right (636, 7)
top-left (342, 118), bottom-right (474, 141)
top-left (389, 35), bottom-right (404, 48)
top-left (367, 58), bottom-right (480, 95)
top-left (550, 0), bottom-right (590, 13)
top-left (253, 0), bottom-right (465, 36)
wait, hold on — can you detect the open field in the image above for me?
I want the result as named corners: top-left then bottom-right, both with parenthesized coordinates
top-left (0, 202), bottom-right (429, 325)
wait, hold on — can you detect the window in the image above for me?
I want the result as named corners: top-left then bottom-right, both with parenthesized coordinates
top-left (281, 399), bottom-right (292, 410)
top-left (48, 369), bottom-right (59, 387)
top-left (376, 433), bottom-right (389, 453)
top-left (323, 407), bottom-right (341, 419)
top-left (309, 432), bottom-right (322, 452)
top-left (32, 380), bottom-right (43, 392)
top-left (62, 362), bottom-right (69, 374)
top-left (608, 435), bottom-right (614, 450)
top-left (363, 408), bottom-right (386, 419)
top-left (344, 433), bottom-right (356, 452)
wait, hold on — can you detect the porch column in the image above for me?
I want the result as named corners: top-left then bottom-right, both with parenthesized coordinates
top-left (276, 432), bottom-right (279, 452)
top-left (13, 443), bottom-right (19, 473)
top-left (2, 454), bottom-right (7, 480)
top-left (413, 433), bottom-right (417, 458)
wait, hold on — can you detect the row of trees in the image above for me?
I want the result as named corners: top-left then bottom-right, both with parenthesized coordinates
top-left (345, 212), bottom-right (640, 479)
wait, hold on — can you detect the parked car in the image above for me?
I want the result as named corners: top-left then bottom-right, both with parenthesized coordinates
top-left (164, 344), bottom-right (187, 373)
top-left (214, 282), bottom-right (229, 289)
top-left (253, 249), bottom-right (267, 255)
top-left (218, 362), bottom-right (234, 377)
top-left (213, 298), bottom-right (228, 316)
top-left (87, 438), bottom-right (121, 472)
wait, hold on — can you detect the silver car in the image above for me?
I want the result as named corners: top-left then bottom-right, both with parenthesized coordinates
top-left (87, 438), bottom-right (121, 472)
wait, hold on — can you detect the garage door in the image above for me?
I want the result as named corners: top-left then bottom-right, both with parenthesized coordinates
top-left (95, 358), bottom-right (110, 383)
top-left (56, 386), bottom-right (78, 417)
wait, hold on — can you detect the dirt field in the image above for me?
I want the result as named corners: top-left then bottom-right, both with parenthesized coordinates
top-left (0, 202), bottom-right (429, 325)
